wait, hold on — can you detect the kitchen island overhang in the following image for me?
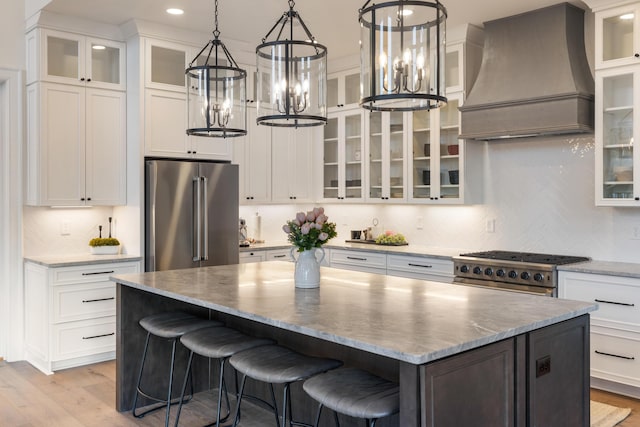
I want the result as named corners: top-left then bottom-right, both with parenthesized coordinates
top-left (112, 262), bottom-right (597, 426)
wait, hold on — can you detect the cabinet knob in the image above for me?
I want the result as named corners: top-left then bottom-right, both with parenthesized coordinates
top-left (80, 197), bottom-right (85, 201)
top-left (635, 53), bottom-right (640, 58)
top-left (636, 197), bottom-right (639, 201)
top-left (80, 78), bottom-right (85, 81)
top-left (87, 78), bottom-right (92, 82)
top-left (87, 197), bottom-right (91, 201)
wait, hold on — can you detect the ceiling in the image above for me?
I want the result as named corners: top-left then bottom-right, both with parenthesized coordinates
top-left (41, 0), bottom-right (589, 60)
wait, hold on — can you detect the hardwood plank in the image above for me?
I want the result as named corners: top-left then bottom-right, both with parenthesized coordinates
top-left (591, 388), bottom-right (640, 427)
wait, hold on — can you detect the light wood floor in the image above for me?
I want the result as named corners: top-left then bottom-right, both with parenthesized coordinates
top-left (1, 360), bottom-right (638, 426)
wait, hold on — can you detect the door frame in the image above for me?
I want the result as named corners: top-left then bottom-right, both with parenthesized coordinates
top-left (0, 68), bottom-right (24, 361)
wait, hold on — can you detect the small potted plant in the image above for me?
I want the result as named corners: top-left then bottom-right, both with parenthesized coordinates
top-left (89, 220), bottom-right (120, 254)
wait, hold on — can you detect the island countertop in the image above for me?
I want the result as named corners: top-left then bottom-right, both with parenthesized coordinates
top-left (112, 261), bottom-right (596, 365)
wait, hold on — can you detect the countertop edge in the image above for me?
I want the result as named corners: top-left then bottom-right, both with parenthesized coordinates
top-left (25, 254), bottom-right (142, 268)
top-left (558, 260), bottom-right (640, 279)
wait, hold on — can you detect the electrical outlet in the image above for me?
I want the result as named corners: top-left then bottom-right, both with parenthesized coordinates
top-left (536, 355), bottom-right (551, 378)
top-left (486, 219), bottom-right (496, 233)
top-left (60, 221), bottom-right (70, 236)
top-left (416, 216), bottom-right (424, 230)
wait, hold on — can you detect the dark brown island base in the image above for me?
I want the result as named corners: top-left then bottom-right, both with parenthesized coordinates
top-left (112, 262), bottom-right (596, 427)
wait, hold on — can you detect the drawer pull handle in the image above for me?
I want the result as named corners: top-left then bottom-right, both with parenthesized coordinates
top-left (595, 350), bottom-right (635, 361)
top-left (82, 297), bottom-right (115, 303)
top-left (594, 299), bottom-right (635, 307)
top-left (82, 332), bottom-right (115, 340)
top-left (82, 271), bottom-right (115, 276)
top-left (347, 256), bottom-right (367, 261)
top-left (408, 263), bottom-right (433, 268)
top-left (273, 255), bottom-right (286, 258)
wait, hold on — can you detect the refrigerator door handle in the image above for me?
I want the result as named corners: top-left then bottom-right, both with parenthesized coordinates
top-left (193, 176), bottom-right (201, 262)
top-left (147, 161), bottom-right (158, 271)
top-left (202, 176), bottom-right (209, 261)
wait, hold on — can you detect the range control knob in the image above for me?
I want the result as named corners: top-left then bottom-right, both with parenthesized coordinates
top-left (496, 269), bottom-right (506, 278)
top-left (534, 273), bottom-right (545, 282)
top-left (508, 270), bottom-right (518, 279)
top-left (473, 266), bottom-right (482, 275)
top-left (520, 271), bottom-right (531, 280)
top-left (484, 267), bottom-right (493, 276)
top-left (460, 265), bottom-right (469, 273)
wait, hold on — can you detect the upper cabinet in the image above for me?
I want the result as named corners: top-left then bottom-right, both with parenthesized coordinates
top-left (327, 69), bottom-right (361, 111)
top-left (594, 3), bottom-right (640, 70)
top-left (26, 28), bottom-right (126, 91)
top-left (233, 108), bottom-right (272, 204)
top-left (271, 127), bottom-right (315, 203)
top-left (367, 111), bottom-right (407, 202)
top-left (591, 1), bottom-right (640, 205)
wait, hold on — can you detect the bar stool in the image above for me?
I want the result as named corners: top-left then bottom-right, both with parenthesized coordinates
top-left (302, 367), bottom-right (400, 427)
top-left (132, 311), bottom-right (221, 427)
top-left (229, 344), bottom-right (342, 427)
top-left (173, 326), bottom-right (275, 427)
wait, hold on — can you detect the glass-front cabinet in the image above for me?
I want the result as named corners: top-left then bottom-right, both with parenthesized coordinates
top-left (322, 109), bottom-right (365, 201)
top-left (327, 69), bottom-right (361, 111)
top-left (596, 67), bottom-right (640, 205)
top-left (594, 3), bottom-right (640, 70)
top-left (367, 111), bottom-right (406, 201)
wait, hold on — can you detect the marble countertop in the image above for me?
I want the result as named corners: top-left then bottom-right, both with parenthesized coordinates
top-left (558, 260), bottom-right (640, 279)
top-left (111, 262), bottom-right (596, 365)
top-left (24, 253), bottom-right (142, 268)
top-left (241, 241), bottom-right (463, 260)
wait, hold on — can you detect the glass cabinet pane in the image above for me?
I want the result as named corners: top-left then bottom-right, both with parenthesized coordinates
top-left (369, 112), bottom-right (383, 199)
top-left (412, 110), bottom-right (431, 199)
top-left (389, 112), bottom-right (404, 199)
top-left (446, 50), bottom-right (460, 89)
top-left (344, 113), bottom-right (363, 199)
top-left (327, 77), bottom-right (339, 108)
top-left (439, 99), bottom-right (461, 199)
top-left (151, 46), bottom-right (186, 87)
top-left (602, 74), bottom-right (634, 199)
top-left (344, 72), bottom-right (361, 105)
top-left (47, 36), bottom-right (79, 80)
top-left (603, 12), bottom-right (635, 62)
top-left (323, 117), bottom-right (339, 199)
top-left (90, 43), bottom-right (120, 84)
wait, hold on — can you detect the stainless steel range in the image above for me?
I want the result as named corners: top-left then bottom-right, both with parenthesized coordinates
top-left (453, 251), bottom-right (590, 296)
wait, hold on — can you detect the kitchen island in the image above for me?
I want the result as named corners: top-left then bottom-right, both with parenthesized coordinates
top-left (112, 262), bottom-right (596, 427)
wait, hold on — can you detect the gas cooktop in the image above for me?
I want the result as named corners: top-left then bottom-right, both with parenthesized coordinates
top-left (458, 251), bottom-right (589, 266)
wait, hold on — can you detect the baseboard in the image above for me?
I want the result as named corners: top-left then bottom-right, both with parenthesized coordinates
top-left (591, 377), bottom-right (640, 399)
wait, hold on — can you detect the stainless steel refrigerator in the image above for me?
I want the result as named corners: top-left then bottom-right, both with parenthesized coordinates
top-left (145, 159), bottom-right (239, 271)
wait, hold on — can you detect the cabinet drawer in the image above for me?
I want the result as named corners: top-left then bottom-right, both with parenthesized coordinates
top-left (266, 249), bottom-right (292, 261)
top-left (591, 326), bottom-right (640, 387)
top-left (52, 262), bottom-right (139, 285)
top-left (330, 249), bottom-right (386, 269)
top-left (53, 282), bottom-right (116, 323)
top-left (239, 251), bottom-right (266, 263)
top-left (561, 273), bottom-right (640, 327)
top-left (387, 254), bottom-right (453, 277)
top-left (52, 317), bottom-right (116, 361)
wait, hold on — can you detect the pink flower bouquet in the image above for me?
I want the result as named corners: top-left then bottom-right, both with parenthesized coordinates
top-left (283, 207), bottom-right (337, 252)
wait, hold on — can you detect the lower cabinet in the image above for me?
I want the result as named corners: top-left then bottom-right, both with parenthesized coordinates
top-left (239, 251), bottom-right (267, 264)
top-left (421, 315), bottom-right (590, 427)
top-left (329, 249), bottom-right (387, 274)
top-left (240, 248), bottom-right (330, 266)
top-left (386, 254), bottom-right (453, 283)
top-left (24, 260), bottom-right (140, 374)
top-left (559, 271), bottom-right (640, 398)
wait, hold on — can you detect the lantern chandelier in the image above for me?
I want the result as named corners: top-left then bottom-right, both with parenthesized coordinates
top-left (359, 0), bottom-right (448, 111)
top-left (256, 0), bottom-right (328, 127)
top-left (186, 0), bottom-right (247, 138)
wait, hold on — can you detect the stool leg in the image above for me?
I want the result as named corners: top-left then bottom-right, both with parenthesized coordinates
top-left (132, 332), bottom-right (151, 417)
top-left (369, 420), bottom-right (377, 427)
top-left (214, 357), bottom-right (231, 427)
top-left (231, 374), bottom-right (247, 427)
top-left (282, 383), bottom-right (290, 427)
top-left (165, 338), bottom-right (178, 427)
top-left (269, 383), bottom-right (280, 427)
top-left (173, 350), bottom-right (194, 427)
top-left (333, 410), bottom-right (340, 427)
top-left (313, 403), bottom-right (323, 427)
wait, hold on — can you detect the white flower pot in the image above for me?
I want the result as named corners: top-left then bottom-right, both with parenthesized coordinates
top-left (290, 247), bottom-right (325, 289)
top-left (90, 245), bottom-right (120, 255)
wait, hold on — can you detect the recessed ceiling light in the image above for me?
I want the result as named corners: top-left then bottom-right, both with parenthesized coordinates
top-left (166, 8), bottom-right (184, 15)
top-left (620, 13), bottom-right (634, 20)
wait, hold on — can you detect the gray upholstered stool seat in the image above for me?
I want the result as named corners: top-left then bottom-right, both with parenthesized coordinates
top-left (173, 326), bottom-right (274, 427)
top-left (229, 344), bottom-right (342, 426)
top-left (303, 367), bottom-right (399, 427)
top-left (132, 312), bottom-right (222, 427)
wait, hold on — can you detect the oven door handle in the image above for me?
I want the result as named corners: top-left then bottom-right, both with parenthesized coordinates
top-left (453, 277), bottom-right (554, 296)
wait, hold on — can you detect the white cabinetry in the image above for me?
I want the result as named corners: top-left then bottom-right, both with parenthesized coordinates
top-left (142, 38), bottom-right (232, 161)
top-left (233, 108), bottom-right (272, 204)
top-left (24, 260), bottom-right (140, 374)
top-left (367, 111), bottom-right (407, 202)
top-left (386, 255), bottom-right (454, 283)
top-left (239, 251), bottom-right (267, 263)
top-left (329, 249), bottom-right (387, 274)
top-left (590, 0), bottom-right (640, 205)
top-left (559, 271), bottom-right (640, 397)
top-left (26, 26), bottom-right (127, 207)
top-left (327, 69), bottom-right (361, 111)
top-left (271, 127), bottom-right (315, 203)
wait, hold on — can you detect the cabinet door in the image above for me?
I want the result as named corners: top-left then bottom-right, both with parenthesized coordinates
top-left (323, 116), bottom-right (340, 199)
top-left (343, 111), bottom-right (365, 200)
top-left (144, 89), bottom-right (189, 158)
top-left (595, 5), bottom-right (640, 70)
top-left (145, 39), bottom-right (188, 91)
top-left (235, 108), bottom-right (272, 204)
top-left (409, 109), bottom-right (434, 201)
top-left (85, 88), bottom-right (126, 205)
top-left (271, 127), bottom-right (314, 202)
top-left (438, 97), bottom-right (462, 201)
top-left (367, 111), bottom-right (406, 201)
top-left (40, 29), bottom-right (85, 86)
top-left (36, 83), bottom-right (86, 205)
top-left (596, 67), bottom-right (640, 205)
top-left (327, 69), bottom-right (361, 111)
top-left (85, 37), bottom-right (126, 91)
top-left (191, 136), bottom-right (233, 161)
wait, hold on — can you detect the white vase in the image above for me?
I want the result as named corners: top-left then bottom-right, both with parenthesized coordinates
top-left (290, 247), bottom-right (325, 289)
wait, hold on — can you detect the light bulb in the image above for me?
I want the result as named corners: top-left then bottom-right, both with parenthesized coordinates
top-left (417, 53), bottom-right (425, 69)
top-left (294, 83), bottom-right (302, 96)
top-left (403, 49), bottom-right (411, 65)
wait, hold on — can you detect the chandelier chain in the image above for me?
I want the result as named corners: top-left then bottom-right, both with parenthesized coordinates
top-left (213, 0), bottom-right (220, 37)
top-left (288, 0), bottom-right (295, 9)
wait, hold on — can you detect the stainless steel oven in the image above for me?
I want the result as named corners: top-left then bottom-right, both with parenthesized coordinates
top-left (453, 251), bottom-right (590, 297)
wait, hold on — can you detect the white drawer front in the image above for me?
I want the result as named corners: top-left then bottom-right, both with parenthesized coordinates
top-left (387, 254), bottom-right (453, 277)
top-left (53, 282), bottom-right (116, 323)
top-left (591, 327), bottom-right (640, 387)
top-left (561, 273), bottom-right (640, 327)
top-left (52, 262), bottom-right (139, 285)
top-left (52, 317), bottom-right (116, 361)
top-left (239, 251), bottom-right (266, 263)
top-left (266, 249), bottom-right (292, 261)
top-left (330, 249), bottom-right (386, 269)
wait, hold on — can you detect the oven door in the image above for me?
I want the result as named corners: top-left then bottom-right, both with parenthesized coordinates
top-left (453, 277), bottom-right (556, 297)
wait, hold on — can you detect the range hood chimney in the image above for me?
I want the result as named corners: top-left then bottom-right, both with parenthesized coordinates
top-left (459, 3), bottom-right (594, 140)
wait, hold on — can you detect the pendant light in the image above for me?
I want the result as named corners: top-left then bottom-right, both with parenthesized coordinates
top-left (256, 0), bottom-right (327, 127)
top-left (359, 0), bottom-right (447, 111)
top-left (186, 0), bottom-right (247, 137)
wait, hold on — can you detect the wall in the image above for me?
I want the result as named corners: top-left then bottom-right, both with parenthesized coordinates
top-left (241, 135), bottom-right (640, 263)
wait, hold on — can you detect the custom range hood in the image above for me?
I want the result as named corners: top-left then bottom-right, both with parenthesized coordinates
top-left (459, 3), bottom-right (594, 140)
